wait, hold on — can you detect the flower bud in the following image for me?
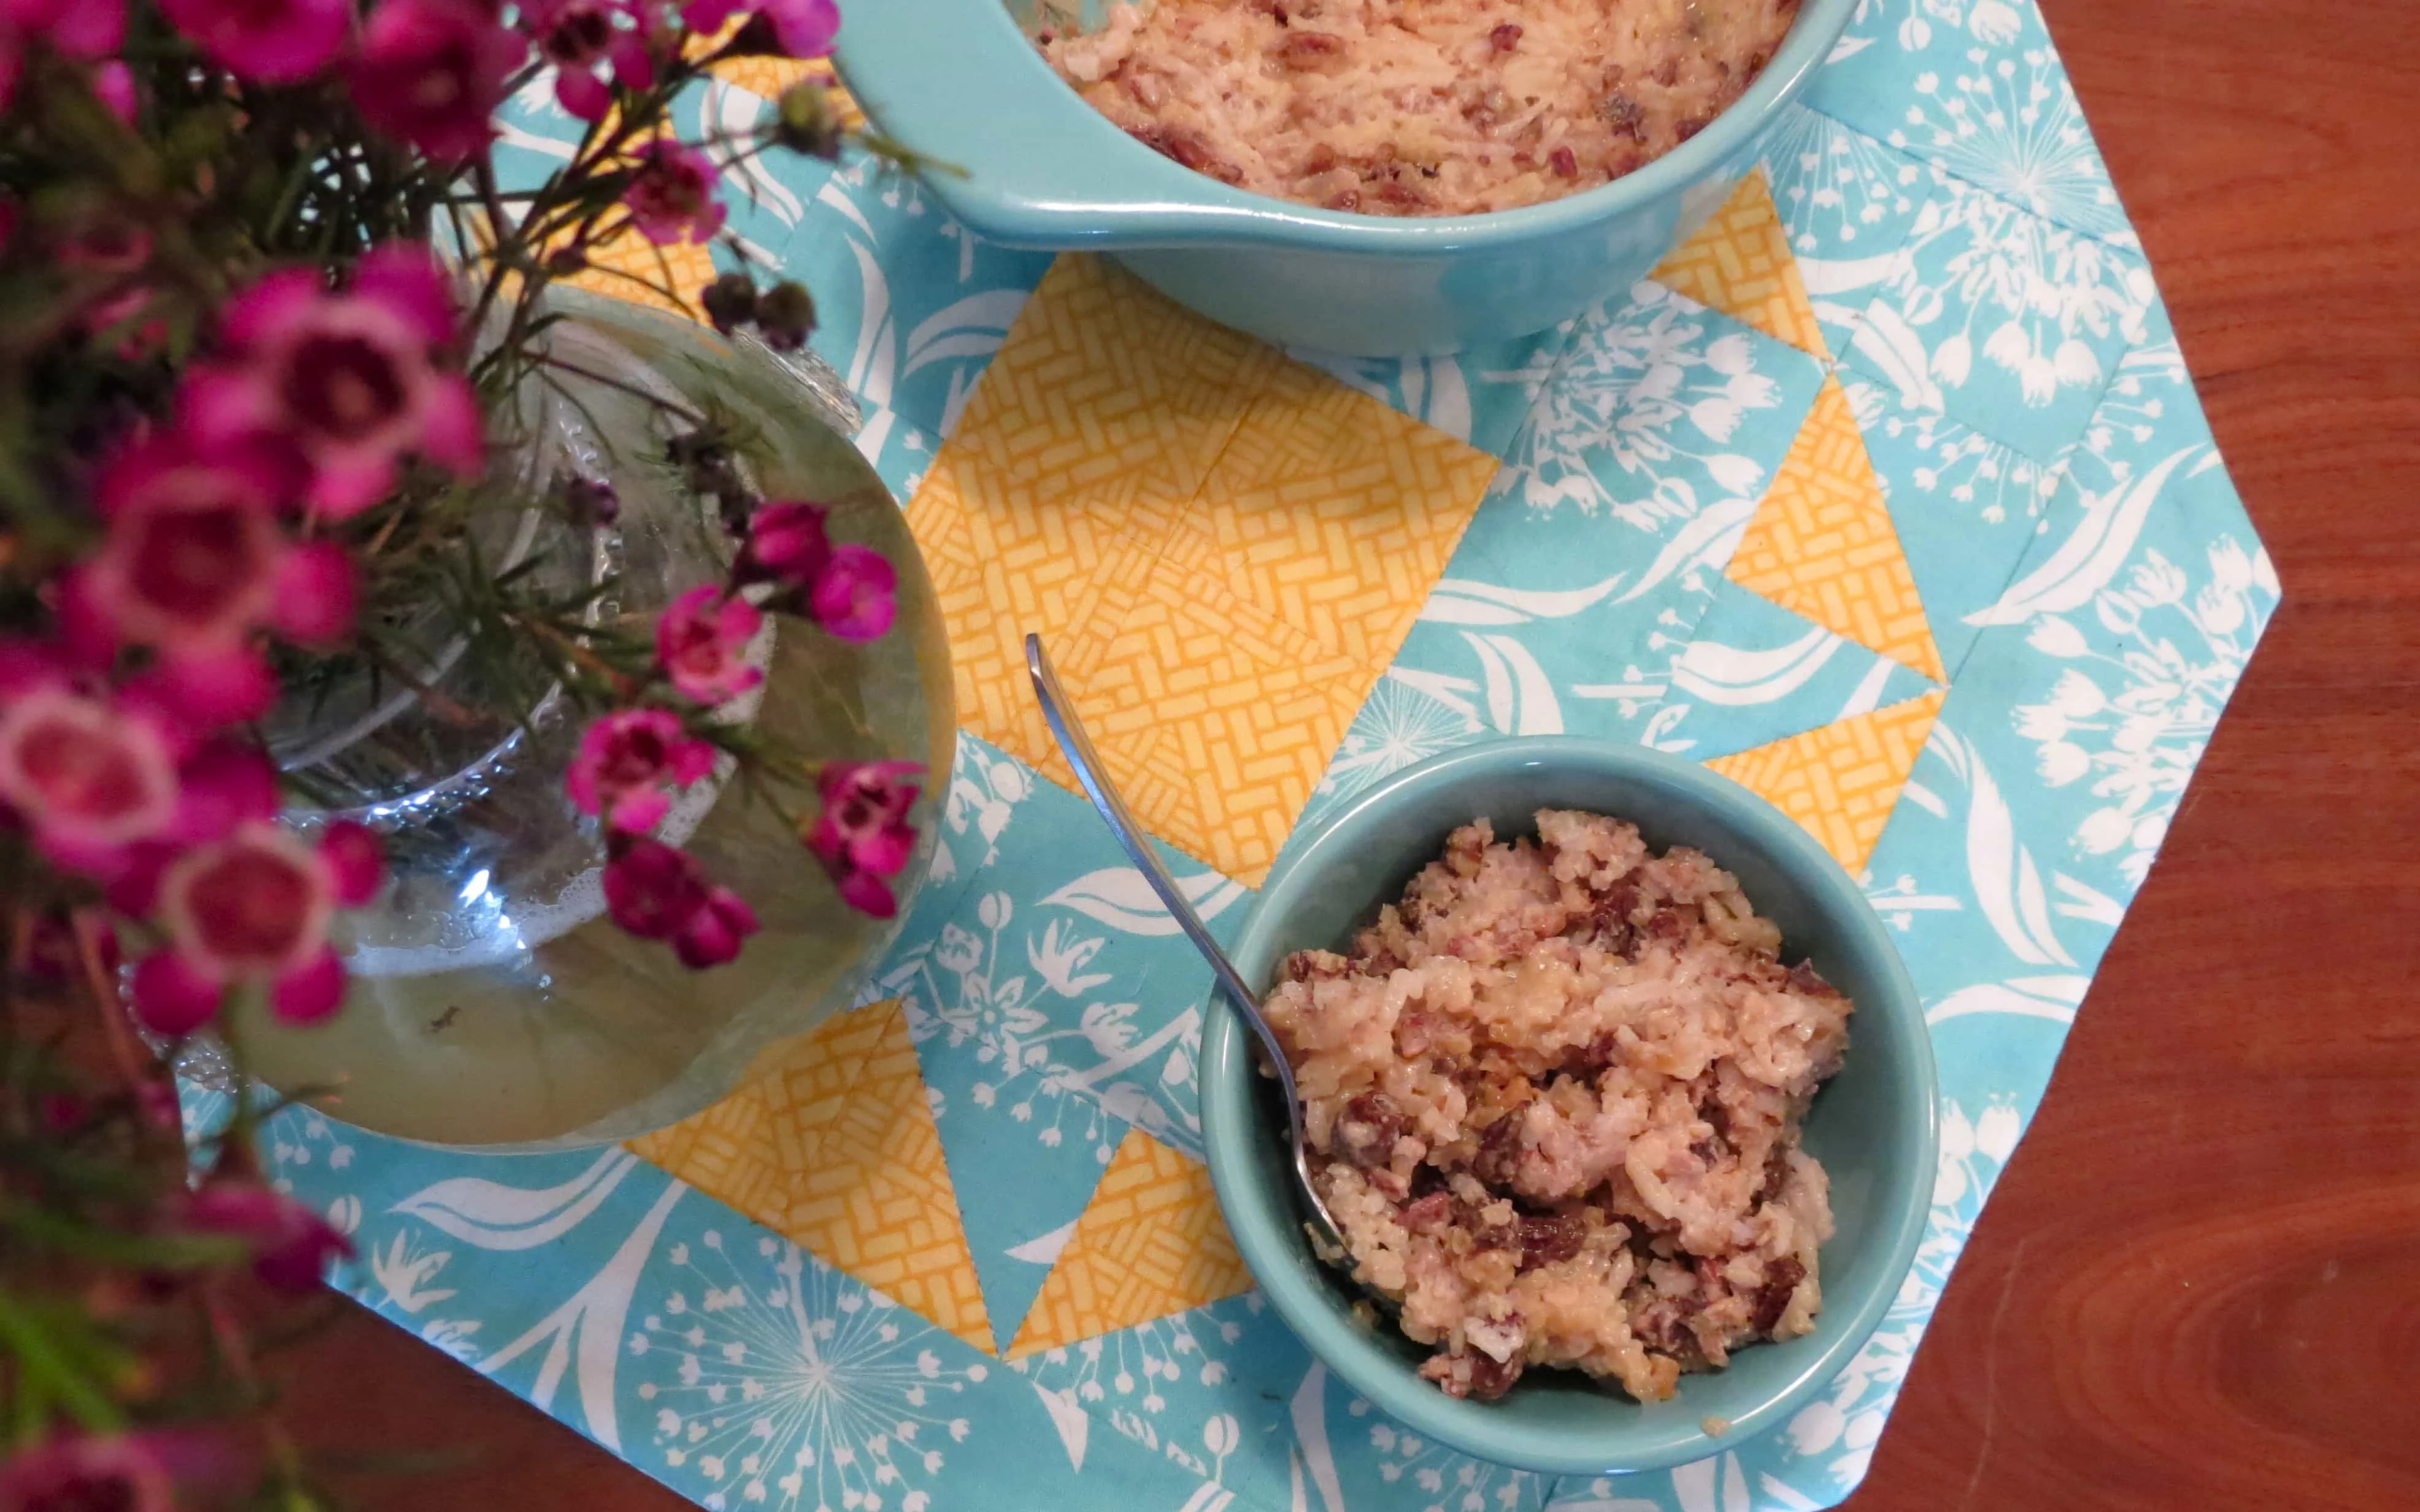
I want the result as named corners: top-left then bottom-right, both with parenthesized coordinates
top-left (774, 82), bottom-right (845, 159)
top-left (699, 270), bottom-right (758, 336)
top-left (666, 431), bottom-right (742, 499)
top-left (561, 475), bottom-right (620, 528)
top-left (755, 280), bottom-right (815, 351)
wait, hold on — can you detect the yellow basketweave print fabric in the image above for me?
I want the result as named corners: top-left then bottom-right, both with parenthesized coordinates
top-left (1649, 173), bottom-right (1832, 361)
top-left (1005, 1129), bottom-right (1252, 1359)
top-left (1728, 376), bottom-right (1948, 683)
top-left (908, 253), bottom-right (1501, 886)
top-left (1707, 689), bottom-right (1947, 873)
top-left (629, 164), bottom-right (1958, 1362)
top-left (631, 999), bottom-right (995, 1353)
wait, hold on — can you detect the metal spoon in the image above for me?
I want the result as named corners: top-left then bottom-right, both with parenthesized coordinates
top-left (1025, 634), bottom-right (1350, 1259)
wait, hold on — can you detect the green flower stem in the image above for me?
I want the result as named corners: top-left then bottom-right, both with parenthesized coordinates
top-left (537, 353), bottom-right (712, 430)
top-left (0, 1288), bottom-right (126, 1437)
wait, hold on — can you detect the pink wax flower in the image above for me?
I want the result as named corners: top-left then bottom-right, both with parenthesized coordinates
top-left (655, 584), bottom-right (762, 705)
top-left (810, 759), bottom-right (920, 874)
top-left (806, 758), bottom-right (919, 919)
top-left (349, 0), bottom-right (525, 164)
top-left (91, 59), bottom-right (135, 122)
top-left (131, 819), bottom-right (383, 1034)
top-left (623, 140), bottom-right (725, 246)
top-left (747, 0), bottom-right (839, 58)
top-left (0, 696), bottom-right (284, 918)
top-left (0, 666), bottom-right (286, 907)
top-left (173, 1180), bottom-right (353, 1292)
top-left (0, 0), bottom-right (127, 89)
top-left (525, 0), bottom-right (653, 121)
top-left (808, 543), bottom-right (897, 642)
top-left (61, 436), bottom-right (354, 724)
top-left (0, 682), bottom-right (179, 877)
top-left (316, 819), bottom-right (386, 905)
top-left (160, 0), bottom-right (349, 82)
top-left (82, 285), bottom-right (171, 359)
top-left (129, 734), bottom-right (284, 889)
top-left (0, 1433), bottom-right (175, 1512)
top-left (168, 1183), bottom-right (337, 1288)
top-left (601, 836), bottom-right (760, 967)
top-left (739, 499), bottom-right (831, 589)
top-left (566, 707), bottom-right (715, 834)
top-left (600, 834), bottom-right (702, 937)
top-left (37, 1090), bottom-right (86, 1130)
top-left (829, 861), bottom-right (896, 919)
top-left (181, 243), bottom-right (482, 518)
top-left (674, 885), bottom-right (757, 967)
top-left (58, 221), bottom-right (150, 277)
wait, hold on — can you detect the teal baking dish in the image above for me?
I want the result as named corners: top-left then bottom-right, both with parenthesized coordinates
top-left (834, 0), bottom-right (1857, 355)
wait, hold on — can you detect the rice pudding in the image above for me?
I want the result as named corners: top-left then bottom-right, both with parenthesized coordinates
top-left (1039, 0), bottom-right (1801, 216)
top-left (1260, 809), bottom-right (1849, 1400)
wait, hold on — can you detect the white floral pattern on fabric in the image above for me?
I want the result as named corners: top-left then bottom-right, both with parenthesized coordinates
top-left (1356, 1403), bottom-right (1549, 1512)
top-left (1296, 673), bottom-right (1489, 835)
top-left (633, 1230), bottom-right (986, 1512)
top-left (1808, 0), bottom-right (2129, 244)
top-left (1843, 374), bottom-right (2054, 679)
top-left (1292, 324), bottom-right (1576, 460)
top-left (1496, 283), bottom-right (1808, 527)
top-left (770, 161), bottom-right (1054, 440)
top-left (919, 729), bottom-right (1036, 897)
top-left (1381, 288), bottom-right (1825, 758)
top-left (1010, 1303), bottom-right (1262, 1482)
top-left (1845, 174), bottom-right (2152, 460)
top-left (207, 9), bottom-right (2279, 1511)
top-left (851, 405), bottom-right (939, 517)
top-left (2006, 535), bottom-right (2273, 885)
top-left (890, 879), bottom-right (1211, 1161)
top-left (1757, 105), bottom-right (1935, 356)
top-left (1644, 583), bottom-right (1938, 759)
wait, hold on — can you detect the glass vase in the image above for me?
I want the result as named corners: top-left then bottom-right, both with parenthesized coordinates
top-left (207, 290), bottom-right (953, 1150)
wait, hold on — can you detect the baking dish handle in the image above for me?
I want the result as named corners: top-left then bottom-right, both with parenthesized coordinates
top-left (833, 0), bottom-right (1328, 250)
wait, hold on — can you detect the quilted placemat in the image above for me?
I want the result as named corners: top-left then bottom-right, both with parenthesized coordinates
top-left (196, 7), bottom-right (2278, 1510)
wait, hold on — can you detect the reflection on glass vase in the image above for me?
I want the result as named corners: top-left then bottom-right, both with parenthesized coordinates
top-left (188, 290), bottom-right (952, 1150)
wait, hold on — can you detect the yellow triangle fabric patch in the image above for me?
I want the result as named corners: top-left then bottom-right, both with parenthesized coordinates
top-left (1728, 377), bottom-right (1947, 683)
top-left (1649, 171), bottom-right (1830, 360)
top-left (558, 229), bottom-right (719, 324)
top-left (1005, 1127), bottom-right (1254, 1359)
top-left (630, 1000), bottom-right (995, 1356)
top-left (628, 1001), bottom-right (889, 1224)
top-left (906, 253), bottom-right (1496, 885)
top-left (1705, 689), bottom-right (1947, 874)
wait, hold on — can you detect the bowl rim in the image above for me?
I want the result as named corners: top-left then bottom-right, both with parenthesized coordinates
top-left (1198, 735), bottom-right (1938, 1475)
top-left (834, 0), bottom-right (1861, 253)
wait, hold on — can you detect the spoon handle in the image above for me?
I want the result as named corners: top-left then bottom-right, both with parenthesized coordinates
top-left (1025, 635), bottom-right (1262, 1011)
top-left (1025, 635), bottom-right (1347, 1256)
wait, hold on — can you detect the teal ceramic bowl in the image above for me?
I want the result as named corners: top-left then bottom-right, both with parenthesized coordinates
top-left (834, 1), bottom-right (1858, 355)
top-left (1200, 737), bottom-right (1936, 1475)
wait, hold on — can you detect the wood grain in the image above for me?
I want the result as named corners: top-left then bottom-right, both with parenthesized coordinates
top-left (272, 1), bottom-right (2420, 1506)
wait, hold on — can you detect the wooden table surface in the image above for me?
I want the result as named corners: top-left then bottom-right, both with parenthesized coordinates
top-left (278, 1), bottom-right (2420, 1506)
